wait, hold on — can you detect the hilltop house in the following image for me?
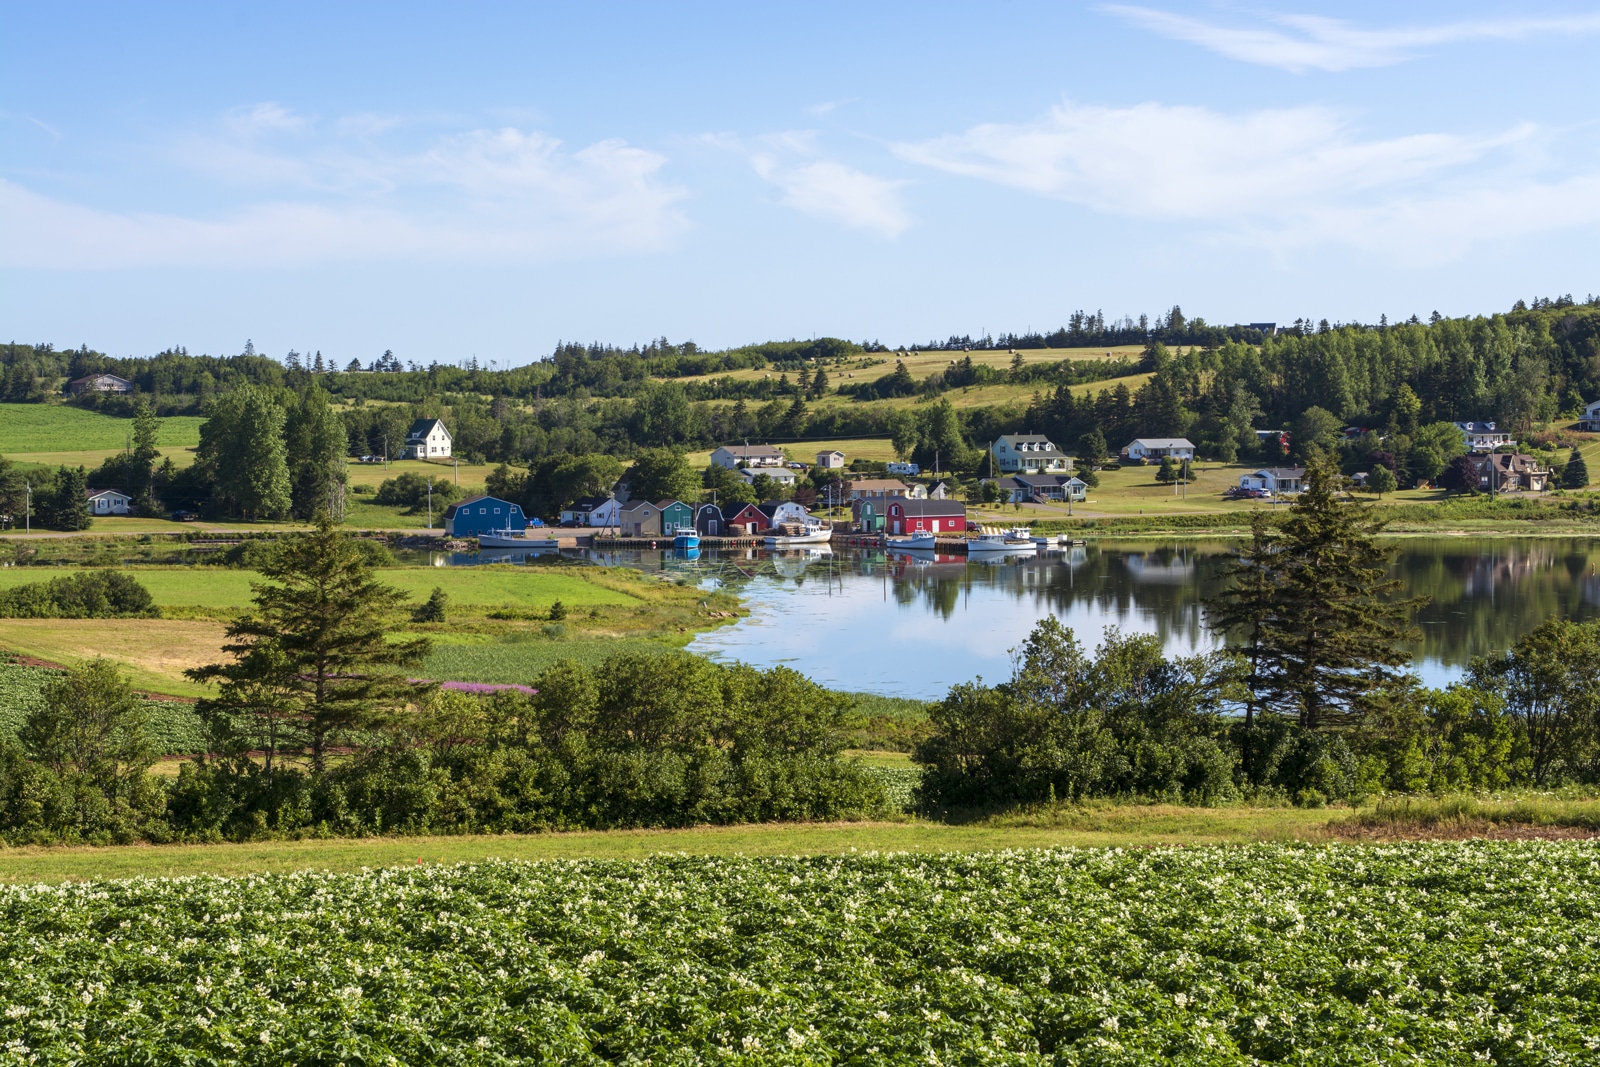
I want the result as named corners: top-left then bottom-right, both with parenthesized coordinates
top-left (739, 466), bottom-right (798, 486)
top-left (86, 488), bottom-right (132, 515)
top-left (815, 450), bottom-right (847, 469)
top-left (405, 418), bottom-right (452, 459)
top-left (886, 498), bottom-right (968, 536)
top-left (710, 444), bottom-right (785, 470)
top-left (1455, 421), bottom-right (1514, 453)
top-left (66, 373), bottom-right (133, 395)
top-left (1580, 401), bottom-right (1600, 432)
top-left (1238, 467), bottom-right (1305, 494)
top-left (444, 494), bottom-right (526, 538)
top-left (1122, 438), bottom-right (1196, 464)
top-left (991, 434), bottom-right (1072, 474)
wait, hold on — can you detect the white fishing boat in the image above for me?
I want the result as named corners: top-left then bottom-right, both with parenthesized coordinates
top-left (478, 529), bottom-right (560, 549)
top-left (965, 527), bottom-right (1037, 555)
top-left (887, 532), bottom-right (937, 550)
top-left (764, 523), bottom-right (832, 547)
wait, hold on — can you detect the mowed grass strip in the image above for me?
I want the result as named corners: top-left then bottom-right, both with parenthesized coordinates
top-left (0, 806), bottom-right (1343, 882)
top-left (0, 566), bottom-right (646, 611)
top-left (0, 403), bottom-right (205, 453)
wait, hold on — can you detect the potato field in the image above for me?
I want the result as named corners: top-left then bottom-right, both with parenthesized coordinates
top-left (1, 843), bottom-right (1597, 1064)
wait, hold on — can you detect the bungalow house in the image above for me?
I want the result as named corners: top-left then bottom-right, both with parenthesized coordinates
top-left (886, 498), bottom-right (968, 536)
top-left (710, 444), bottom-right (785, 470)
top-left (444, 494), bottom-right (527, 537)
top-left (66, 373), bottom-right (133, 395)
top-left (1580, 400), bottom-right (1600, 432)
top-left (86, 488), bottom-right (132, 515)
top-left (991, 434), bottom-right (1072, 474)
top-left (927, 480), bottom-right (954, 500)
top-left (559, 496), bottom-right (621, 527)
top-left (815, 450), bottom-right (847, 469)
top-left (758, 501), bottom-right (810, 528)
top-left (405, 418), bottom-right (452, 459)
top-left (739, 466), bottom-right (798, 486)
top-left (694, 503), bottom-right (725, 536)
top-left (1122, 438), bottom-right (1196, 464)
top-left (1473, 453), bottom-right (1550, 492)
top-left (618, 500), bottom-right (662, 538)
top-left (1008, 474), bottom-right (1087, 504)
top-left (852, 498), bottom-right (885, 533)
top-left (723, 503), bottom-right (768, 535)
top-left (1455, 421), bottom-right (1514, 453)
top-left (1238, 467), bottom-right (1306, 494)
top-left (845, 478), bottom-right (910, 502)
top-left (656, 500), bottom-right (695, 536)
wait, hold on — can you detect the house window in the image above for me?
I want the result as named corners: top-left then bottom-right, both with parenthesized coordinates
top-left (478, 507), bottom-right (486, 514)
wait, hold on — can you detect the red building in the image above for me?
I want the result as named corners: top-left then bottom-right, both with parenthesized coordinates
top-left (887, 498), bottom-right (968, 535)
top-left (722, 503), bottom-right (768, 535)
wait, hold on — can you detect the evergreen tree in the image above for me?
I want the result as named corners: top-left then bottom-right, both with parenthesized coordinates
top-left (810, 364), bottom-right (829, 398)
top-left (1564, 447), bottom-right (1590, 489)
top-left (197, 386), bottom-right (292, 519)
top-left (1077, 429), bottom-right (1108, 470)
top-left (1238, 454), bottom-right (1425, 730)
top-left (188, 519), bottom-right (430, 773)
top-left (44, 465), bottom-right (92, 531)
top-left (1205, 514), bottom-right (1281, 745)
top-left (782, 392), bottom-right (809, 437)
top-left (285, 389), bottom-right (349, 521)
top-left (1367, 464), bottom-right (1398, 497)
top-left (413, 586), bottom-right (449, 623)
top-left (1155, 456), bottom-right (1179, 483)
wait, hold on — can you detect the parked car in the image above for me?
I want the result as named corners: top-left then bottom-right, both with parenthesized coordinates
top-left (170, 509), bottom-right (197, 522)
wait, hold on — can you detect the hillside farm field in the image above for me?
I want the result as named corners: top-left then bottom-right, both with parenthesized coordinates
top-left (0, 843), bottom-right (1595, 1063)
top-left (0, 403), bottom-right (205, 454)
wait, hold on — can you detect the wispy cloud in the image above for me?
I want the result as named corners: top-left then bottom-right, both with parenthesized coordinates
top-left (719, 130), bottom-right (911, 237)
top-left (1103, 6), bottom-right (1600, 73)
top-left (0, 106), bottom-right (689, 268)
top-left (893, 99), bottom-right (1600, 261)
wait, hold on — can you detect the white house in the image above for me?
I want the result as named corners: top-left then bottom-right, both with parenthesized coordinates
top-left (1122, 438), bottom-right (1196, 464)
top-left (815, 450), bottom-right (847, 469)
top-left (85, 488), bottom-right (132, 515)
top-left (710, 444), bottom-right (785, 470)
top-left (739, 466), bottom-right (799, 486)
top-left (927, 480), bottom-right (954, 500)
top-left (405, 418), bottom-right (452, 459)
top-left (559, 496), bottom-right (621, 527)
top-left (1238, 467), bottom-right (1306, 494)
top-left (67, 373), bottom-right (133, 396)
top-left (1580, 401), bottom-right (1600, 432)
top-left (1454, 421), bottom-right (1513, 453)
top-left (991, 434), bottom-right (1072, 473)
top-left (1008, 474), bottom-right (1088, 504)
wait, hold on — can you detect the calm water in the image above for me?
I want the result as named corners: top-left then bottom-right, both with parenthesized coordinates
top-left (409, 538), bottom-right (1600, 700)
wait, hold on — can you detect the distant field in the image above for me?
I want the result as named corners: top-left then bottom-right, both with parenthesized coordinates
top-left (0, 403), bottom-right (205, 454)
top-left (671, 345), bottom-right (1149, 387)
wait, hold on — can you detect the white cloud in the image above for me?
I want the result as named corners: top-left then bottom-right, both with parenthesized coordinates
top-left (892, 100), bottom-right (1600, 262)
top-left (1102, 6), bottom-right (1600, 73)
top-left (0, 115), bottom-right (689, 268)
top-left (732, 131), bottom-right (911, 237)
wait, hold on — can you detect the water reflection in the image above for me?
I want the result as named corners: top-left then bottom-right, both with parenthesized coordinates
top-left (398, 538), bottom-right (1600, 701)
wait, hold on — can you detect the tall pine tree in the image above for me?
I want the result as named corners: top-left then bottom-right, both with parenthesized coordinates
top-left (1564, 447), bottom-right (1590, 489)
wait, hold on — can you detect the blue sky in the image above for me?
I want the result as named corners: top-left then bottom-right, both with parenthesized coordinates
top-left (3, 1), bottom-right (1598, 365)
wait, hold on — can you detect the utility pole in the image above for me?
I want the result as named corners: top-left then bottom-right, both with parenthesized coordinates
top-left (382, 434), bottom-right (389, 469)
top-left (427, 482), bottom-right (433, 529)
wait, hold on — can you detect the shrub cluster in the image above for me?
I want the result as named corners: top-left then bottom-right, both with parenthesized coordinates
top-left (0, 569), bottom-right (157, 618)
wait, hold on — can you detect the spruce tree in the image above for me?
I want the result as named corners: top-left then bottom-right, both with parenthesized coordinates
top-left (1235, 454), bottom-right (1425, 730)
top-left (1564, 447), bottom-right (1590, 489)
top-left (1205, 512), bottom-right (1284, 741)
top-left (188, 519), bottom-right (430, 773)
top-left (46, 465), bottom-right (92, 531)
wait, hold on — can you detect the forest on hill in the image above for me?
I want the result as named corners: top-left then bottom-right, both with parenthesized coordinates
top-left (3, 295), bottom-right (1599, 520)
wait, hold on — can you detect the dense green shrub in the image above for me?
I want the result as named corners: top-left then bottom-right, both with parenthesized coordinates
top-left (0, 569), bottom-right (157, 618)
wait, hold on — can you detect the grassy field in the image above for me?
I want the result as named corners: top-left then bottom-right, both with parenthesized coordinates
top-left (0, 403), bottom-right (205, 453)
top-left (0, 618), bottom-right (227, 696)
top-left (0, 806), bottom-right (1343, 882)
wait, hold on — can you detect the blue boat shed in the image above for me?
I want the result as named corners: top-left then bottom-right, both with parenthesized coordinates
top-left (444, 494), bottom-right (527, 537)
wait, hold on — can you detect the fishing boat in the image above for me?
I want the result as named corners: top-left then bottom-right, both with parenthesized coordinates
top-left (673, 531), bottom-right (700, 549)
top-left (887, 532), bottom-right (937, 550)
top-left (478, 529), bottom-right (560, 549)
top-left (965, 526), bottom-right (1037, 555)
top-left (763, 522), bottom-right (832, 548)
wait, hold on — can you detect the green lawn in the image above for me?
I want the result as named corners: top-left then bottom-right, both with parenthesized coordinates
top-left (0, 805), bottom-right (1342, 882)
top-left (0, 403), bottom-right (205, 454)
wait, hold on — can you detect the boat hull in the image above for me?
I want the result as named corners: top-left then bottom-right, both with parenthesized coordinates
top-left (888, 534), bottom-right (937, 550)
top-left (763, 528), bottom-right (832, 547)
top-left (673, 533), bottom-right (701, 549)
top-left (478, 532), bottom-right (559, 549)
